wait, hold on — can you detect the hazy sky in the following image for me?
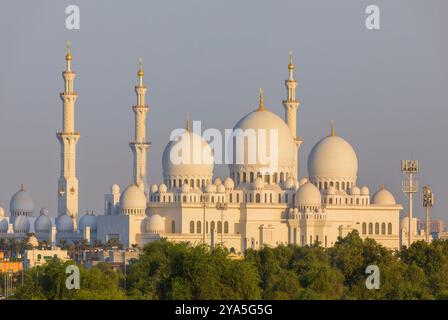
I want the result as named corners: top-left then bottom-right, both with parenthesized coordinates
top-left (0, 1), bottom-right (446, 222)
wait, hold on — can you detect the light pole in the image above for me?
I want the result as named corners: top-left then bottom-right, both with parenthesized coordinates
top-left (216, 202), bottom-right (228, 246)
top-left (201, 194), bottom-right (209, 245)
top-left (401, 160), bottom-right (419, 248)
top-left (422, 185), bottom-right (434, 243)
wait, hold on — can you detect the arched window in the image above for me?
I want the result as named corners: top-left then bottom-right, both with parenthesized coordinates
top-left (330, 181), bottom-right (334, 187)
top-left (285, 194), bottom-right (289, 203)
top-left (336, 182), bottom-right (340, 190)
top-left (255, 193), bottom-right (261, 203)
top-left (270, 194), bottom-right (273, 203)
top-left (278, 194), bottom-right (282, 203)
top-left (190, 221), bottom-right (195, 233)
top-left (206, 221), bottom-right (209, 233)
top-left (211, 196), bottom-right (215, 202)
top-left (341, 181), bottom-right (345, 190)
top-left (197, 221), bottom-right (201, 234)
top-left (183, 196), bottom-right (187, 202)
top-left (210, 221), bottom-right (215, 232)
top-left (190, 179), bottom-right (194, 187)
top-left (381, 223), bottom-right (386, 235)
top-left (243, 172), bottom-right (247, 183)
top-left (224, 221), bottom-right (229, 234)
top-left (280, 172), bottom-right (285, 183)
top-left (237, 173), bottom-right (240, 184)
top-left (171, 221), bottom-right (176, 233)
top-left (236, 193), bottom-right (240, 203)
top-left (329, 198), bottom-right (333, 204)
top-left (324, 182), bottom-right (328, 189)
top-left (202, 179), bottom-right (205, 187)
top-left (356, 198), bottom-right (360, 205)
top-left (229, 193), bottom-right (233, 203)
top-left (388, 223), bottom-right (392, 235)
top-left (264, 194), bottom-right (267, 203)
top-left (173, 180), bottom-right (177, 188)
top-left (319, 182), bottom-right (322, 190)
top-left (196, 179), bottom-right (200, 188)
top-left (250, 172), bottom-right (254, 182)
top-left (217, 221), bottom-right (222, 233)
top-left (273, 173), bottom-right (278, 183)
top-left (362, 223), bottom-right (367, 235)
top-left (375, 223), bottom-right (380, 235)
top-left (369, 223), bottom-right (373, 234)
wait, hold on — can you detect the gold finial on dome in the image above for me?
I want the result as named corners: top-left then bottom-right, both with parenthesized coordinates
top-left (186, 113), bottom-right (191, 132)
top-left (138, 58), bottom-right (144, 77)
top-left (65, 41), bottom-right (72, 61)
top-left (330, 120), bottom-right (335, 136)
top-left (380, 183), bottom-right (385, 190)
top-left (288, 49), bottom-right (294, 70)
top-left (258, 88), bottom-right (265, 111)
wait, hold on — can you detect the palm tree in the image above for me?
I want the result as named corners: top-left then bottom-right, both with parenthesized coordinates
top-left (58, 239), bottom-right (67, 250)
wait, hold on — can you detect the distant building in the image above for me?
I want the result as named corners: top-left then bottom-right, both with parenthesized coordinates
top-left (83, 249), bottom-right (139, 271)
top-left (0, 251), bottom-right (22, 273)
top-left (23, 248), bottom-right (69, 269)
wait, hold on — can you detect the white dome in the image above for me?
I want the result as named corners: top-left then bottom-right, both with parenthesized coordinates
top-left (181, 183), bottom-right (190, 193)
top-left (111, 184), bottom-right (120, 194)
top-left (0, 207), bottom-right (4, 217)
top-left (120, 184), bottom-right (147, 210)
top-left (205, 184), bottom-right (216, 193)
top-left (34, 208), bottom-right (52, 233)
top-left (57, 214), bottom-right (74, 233)
top-left (223, 177), bottom-right (235, 190)
top-left (360, 186), bottom-right (370, 196)
top-left (214, 177), bottom-right (222, 186)
top-left (217, 184), bottom-right (226, 193)
top-left (14, 215), bottom-right (30, 234)
top-left (296, 183), bottom-right (322, 207)
top-left (299, 177), bottom-right (308, 185)
top-left (229, 109), bottom-right (295, 176)
top-left (10, 186), bottom-right (34, 214)
top-left (79, 213), bottom-right (97, 231)
top-left (253, 177), bottom-right (264, 190)
top-left (162, 130), bottom-right (214, 179)
top-left (372, 187), bottom-right (396, 205)
top-left (308, 133), bottom-right (358, 182)
top-left (327, 185), bottom-right (336, 195)
top-left (159, 184), bottom-right (167, 193)
top-left (350, 186), bottom-right (361, 196)
top-left (0, 218), bottom-right (9, 233)
top-left (150, 184), bottom-right (158, 193)
top-left (285, 178), bottom-right (295, 190)
top-left (146, 214), bottom-right (165, 234)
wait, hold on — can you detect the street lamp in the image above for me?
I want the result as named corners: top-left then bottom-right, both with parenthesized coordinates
top-left (422, 185), bottom-right (434, 242)
top-left (401, 160), bottom-right (419, 248)
top-left (216, 202), bottom-right (228, 246)
top-left (201, 194), bottom-right (209, 244)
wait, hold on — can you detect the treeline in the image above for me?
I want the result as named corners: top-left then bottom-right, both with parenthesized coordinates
top-left (10, 231), bottom-right (448, 299)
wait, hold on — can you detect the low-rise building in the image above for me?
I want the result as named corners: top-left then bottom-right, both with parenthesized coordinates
top-left (23, 248), bottom-right (69, 269)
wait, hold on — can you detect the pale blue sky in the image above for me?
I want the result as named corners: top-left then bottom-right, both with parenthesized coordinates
top-left (0, 1), bottom-right (446, 222)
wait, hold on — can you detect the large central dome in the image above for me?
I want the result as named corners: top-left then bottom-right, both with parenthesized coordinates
top-left (228, 94), bottom-right (295, 184)
top-left (307, 126), bottom-right (358, 188)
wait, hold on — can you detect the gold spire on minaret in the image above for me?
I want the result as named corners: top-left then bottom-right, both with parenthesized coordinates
top-left (288, 49), bottom-right (294, 70)
top-left (258, 88), bottom-right (265, 111)
top-left (186, 113), bottom-right (191, 132)
top-left (330, 120), bottom-right (335, 136)
top-left (65, 41), bottom-right (72, 71)
top-left (138, 58), bottom-right (144, 86)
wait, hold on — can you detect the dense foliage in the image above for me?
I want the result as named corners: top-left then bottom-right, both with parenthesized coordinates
top-left (9, 231), bottom-right (448, 300)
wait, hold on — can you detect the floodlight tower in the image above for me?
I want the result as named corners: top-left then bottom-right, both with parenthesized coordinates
top-left (422, 185), bottom-right (434, 243)
top-left (401, 160), bottom-right (419, 248)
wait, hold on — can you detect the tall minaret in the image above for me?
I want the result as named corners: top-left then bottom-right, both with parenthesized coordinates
top-left (130, 59), bottom-right (150, 194)
top-left (57, 42), bottom-right (80, 230)
top-left (282, 50), bottom-right (302, 179)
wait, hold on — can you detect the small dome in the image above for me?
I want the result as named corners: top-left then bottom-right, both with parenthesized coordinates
top-left (217, 184), bottom-right (226, 193)
top-left (79, 213), bottom-right (97, 231)
top-left (162, 130), bottom-right (214, 179)
top-left (57, 214), bottom-right (74, 233)
top-left (308, 133), bottom-right (358, 182)
top-left (14, 215), bottom-right (30, 234)
top-left (159, 184), bottom-right (168, 193)
top-left (253, 177), bottom-right (264, 190)
top-left (34, 209), bottom-right (52, 233)
top-left (0, 218), bottom-right (9, 233)
top-left (146, 214), bottom-right (165, 234)
top-left (181, 183), bottom-right (190, 193)
top-left (285, 178), bottom-right (295, 190)
top-left (10, 185), bottom-right (34, 215)
top-left (120, 184), bottom-right (147, 210)
top-left (111, 184), bottom-right (120, 194)
top-left (28, 235), bottom-right (39, 248)
top-left (350, 186), bottom-right (361, 196)
top-left (296, 183), bottom-right (322, 207)
top-left (327, 185), bottom-right (336, 195)
top-left (372, 187), bottom-right (396, 205)
top-left (223, 177), bottom-right (235, 190)
top-left (150, 184), bottom-right (159, 193)
top-left (205, 184), bottom-right (216, 193)
top-left (299, 177), bottom-right (308, 185)
top-left (360, 186), bottom-right (370, 196)
top-left (214, 177), bottom-right (222, 186)
top-left (0, 207), bottom-right (4, 217)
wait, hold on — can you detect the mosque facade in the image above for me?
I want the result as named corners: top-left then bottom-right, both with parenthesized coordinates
top-left (0, 46), bottom-right (410, 253)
